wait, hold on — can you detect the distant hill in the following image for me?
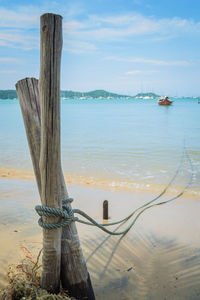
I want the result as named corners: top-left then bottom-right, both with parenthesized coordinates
top-left (0, 89), bottom-right (160, 100)
top-left (0, 89), bottom-right (130, 99)
top-left (60, 89), bottom-right (130, 98)
top-left (134, 92), bottom-right (160, 98)
top-left (0, 90), bottom-right (17, 99)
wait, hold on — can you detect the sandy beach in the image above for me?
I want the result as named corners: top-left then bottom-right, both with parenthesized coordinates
top-left (1, 1), bottom-right (200, 299)
top-left (0, 175), bottom-right (200, 299)
top-left (0, 166), bottom-right (199, 199)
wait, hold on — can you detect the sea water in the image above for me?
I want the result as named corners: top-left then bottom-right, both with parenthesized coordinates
top-left (0, 98), bottom-right (199, 194)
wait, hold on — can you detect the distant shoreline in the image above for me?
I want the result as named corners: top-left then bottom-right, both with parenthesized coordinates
top-left (0, 89), bottom-right (159, 100)
top-left (1, 91), bottom-right (200, 100)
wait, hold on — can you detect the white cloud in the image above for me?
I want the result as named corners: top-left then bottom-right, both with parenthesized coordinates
top-left (126, 69), bottom-right (159, 75)
top-left (63, 40), bottom-right (96, 54)
top-left (69, 15), bottom-right (159, 40)
top-left (63, 21), bottom-right (87, 32)
top-left (106, 56), bottom-right (190, 66)
top-left (1, 6), bottom-right (200, 54)
top-left (0, 6), bottom-right (40, 50)
top-left (0, 30), bottom-right (39, 50)
top-left (63, 13), bottom-right (200, 41)
top-left (0, 57), bottom-right (20, 63)
top-left (0, 7), bottom-right (39, 28)
top-left (0, 70), bottom-right (17, 74)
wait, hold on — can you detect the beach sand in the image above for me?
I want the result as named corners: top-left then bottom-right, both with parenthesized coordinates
top-left (0, 166), bottom-right (199, 199)
top-left (0, 176), bottom-right (200, 299)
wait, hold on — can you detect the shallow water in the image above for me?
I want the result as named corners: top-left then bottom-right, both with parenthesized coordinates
top-left (0, 98), bottom-right (199, 299)
top-left (0, 178), bottom-right (200, 299)
top-left (0, 98), bottom-right (200, 193)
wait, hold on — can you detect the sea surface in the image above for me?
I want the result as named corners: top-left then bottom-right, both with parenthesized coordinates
top-left (0, 97), bottom-right (199, 195)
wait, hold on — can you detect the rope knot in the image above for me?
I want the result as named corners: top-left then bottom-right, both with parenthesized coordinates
top-left (35, 197), bottom-right (78, 229)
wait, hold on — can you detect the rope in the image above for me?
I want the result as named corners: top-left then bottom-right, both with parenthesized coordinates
top-left (35, 198), bottom-right (78, 229)
top-left (35, 146), bottom-right (194, 235)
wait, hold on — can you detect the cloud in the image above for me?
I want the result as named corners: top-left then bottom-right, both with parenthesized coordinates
top-left (0, 57), bottom-right (20, 63)
top-left (0, 7), bottom-right (93, 53)
top-left (63, 40), bottom-right (96, 54)
top-left (0, 6), bottom-right (40, 50)
top-left (105, 56), bottom-right (190, 66)
top-left (63, 20), bottom-right (87, 32)
top-left (63, 13), bottom-right (200, 41)
top-left (125, 70), bottom-right (159, 75)
top-left (68, 14), bottom-right (159, 40)
top-left (1, 6), bottom-right (200, 54)
top-left (0, 70), bottom-right (17, 74)
top-left (0, 7), bottom-right (39, 28)
top-left (0, 29), bottom-right (39, 50)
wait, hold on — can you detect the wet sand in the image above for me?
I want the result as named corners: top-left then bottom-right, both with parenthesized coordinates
top-left (0, 165), bottom-right (199, 199)
top-left (0, 177), bottom-right (200, 299)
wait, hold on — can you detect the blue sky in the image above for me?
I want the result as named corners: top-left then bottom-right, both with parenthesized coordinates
top-left (0, 0), bottom-right (200, 95)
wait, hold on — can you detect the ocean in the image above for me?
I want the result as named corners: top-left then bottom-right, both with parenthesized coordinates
top-left (0, 97), bottom-right (199, 196)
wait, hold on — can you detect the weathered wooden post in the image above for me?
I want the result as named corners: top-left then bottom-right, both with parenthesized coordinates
top-left (16, 13), bottom-right (95, 299)
top-left (39, 13), bottom-right (63, 292)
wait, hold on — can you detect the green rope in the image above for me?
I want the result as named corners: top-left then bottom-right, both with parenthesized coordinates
top-left (35, 146), bottom-right (194, 235)
top-left (35, 198), bottom-right (79, 229)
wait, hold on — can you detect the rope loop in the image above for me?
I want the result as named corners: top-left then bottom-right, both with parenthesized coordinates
top-left (35, 197), bottom-right (78, 229)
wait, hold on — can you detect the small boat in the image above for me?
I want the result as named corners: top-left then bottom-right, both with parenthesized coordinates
top-left (158, 95), bottom-right (173, 105)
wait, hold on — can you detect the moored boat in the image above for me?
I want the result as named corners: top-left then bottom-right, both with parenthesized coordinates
top-left (158, 95), bottom-right (173, 105)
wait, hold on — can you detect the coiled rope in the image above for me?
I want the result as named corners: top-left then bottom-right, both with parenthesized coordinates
top-left (35, 146), bottom-right (194, 235)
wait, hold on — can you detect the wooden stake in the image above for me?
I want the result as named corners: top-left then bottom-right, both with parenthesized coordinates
top-left (16, 78), bottom-right (95, 298)
top-left (103, 200), bottom-right (109, 220)
top-left (39, 13), bottom-right (63, 293)
top-left (16, 76), bottom-right (61, 293)
top-left (15, 78), bottom-right (41, 195)
top-left (16, 13), bottom-right (95, 299)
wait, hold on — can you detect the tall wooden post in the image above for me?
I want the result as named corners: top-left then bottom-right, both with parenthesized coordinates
top-left (16, 13), bottom-right (95, 299)
top-left (38, 13), bottom-right (63, 292)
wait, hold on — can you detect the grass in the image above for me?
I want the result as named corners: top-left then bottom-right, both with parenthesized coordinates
top-left (0, 247), bottom-right (73, 300)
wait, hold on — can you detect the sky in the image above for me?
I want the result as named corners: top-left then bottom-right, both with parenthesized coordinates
top-left (0, 0), bottom-right (200, 96)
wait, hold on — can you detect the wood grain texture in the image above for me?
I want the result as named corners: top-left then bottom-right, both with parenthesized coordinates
top-left (16, 78), bottom-right (41, 195)
top-left (16, 77), bottom-right (95, 298)
top-left (16, 12), bottom-right (95, 299)
top-left (39, 13), bottom-right (63, 293)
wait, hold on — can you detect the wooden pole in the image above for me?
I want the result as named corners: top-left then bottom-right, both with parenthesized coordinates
top-left (15, 78), bottom-right (41, 195)
top-left (16, 78), bottom-right (95, 298)
top-left (16, 76), bottom-right (61, 293)
top-left (103, 200), bottom-right (108, 220)
top-left (39, 13), bottom-right (63, 293)
top-left (16, 13), bottom-right (95, 299)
